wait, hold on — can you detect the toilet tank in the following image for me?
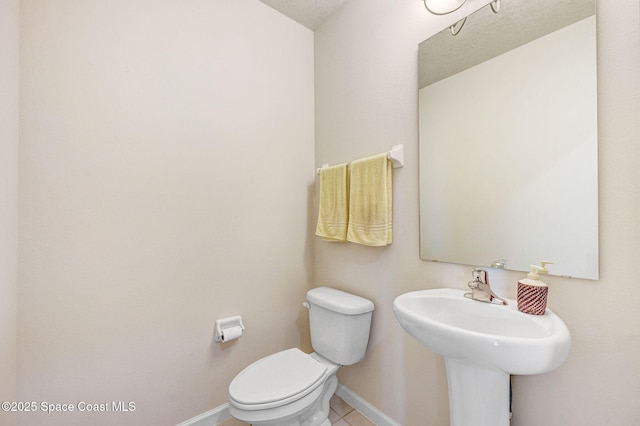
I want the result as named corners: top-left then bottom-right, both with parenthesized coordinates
top-left (306, 287), bottom-right (375, 365)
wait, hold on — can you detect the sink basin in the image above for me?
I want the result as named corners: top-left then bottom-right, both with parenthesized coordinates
top-left (394, 288), bottom-right (571, 426)
top-left (393, 288), bottom-right (570, 375)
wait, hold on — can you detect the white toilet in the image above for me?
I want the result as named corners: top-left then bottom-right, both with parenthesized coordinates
top-left (228, 287), bottom-right (375, 426)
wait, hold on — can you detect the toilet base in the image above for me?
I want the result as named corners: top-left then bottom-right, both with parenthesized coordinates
top-left (301, 375), bottom-right (337, 426)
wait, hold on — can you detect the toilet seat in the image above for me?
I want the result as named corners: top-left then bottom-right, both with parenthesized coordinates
top-left (229, 348), bottom-right (328, 411)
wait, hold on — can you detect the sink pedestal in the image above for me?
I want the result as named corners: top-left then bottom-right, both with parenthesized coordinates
top-left (445, 358), bottom-right (510, 426)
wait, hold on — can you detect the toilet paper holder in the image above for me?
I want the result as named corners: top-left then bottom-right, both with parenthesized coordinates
top-left (215, 315), bottom-right (245, 342)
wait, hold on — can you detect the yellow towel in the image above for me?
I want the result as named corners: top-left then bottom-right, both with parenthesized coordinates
top-left (347, 153), bottom-right (393, 246)
top-left (315, 163), bottom-right (349, 241)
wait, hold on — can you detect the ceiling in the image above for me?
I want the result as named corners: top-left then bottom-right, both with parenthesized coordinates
top-left (258, 0), bottom-right (347, 30)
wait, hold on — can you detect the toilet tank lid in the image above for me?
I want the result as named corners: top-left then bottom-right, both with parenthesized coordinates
top-left (306, 287), bottom-right (374, 315)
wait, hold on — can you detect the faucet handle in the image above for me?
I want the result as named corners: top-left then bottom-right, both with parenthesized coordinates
top-left (472, 269), bottom-right (488, 284)
top-left (466, 268), bottom-right (507, 305)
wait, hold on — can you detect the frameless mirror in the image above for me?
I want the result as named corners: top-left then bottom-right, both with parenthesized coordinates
top-left (419, 0), bottom-right (598, 279)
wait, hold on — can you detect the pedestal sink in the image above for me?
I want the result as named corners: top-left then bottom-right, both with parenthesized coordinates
top-left (393, 288), bottom-right (570, 426)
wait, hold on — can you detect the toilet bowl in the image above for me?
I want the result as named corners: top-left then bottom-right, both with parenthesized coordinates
top-left (229, 349), bottom-right (339, 426)
top-left (228, 287), bottom-right (374, 426)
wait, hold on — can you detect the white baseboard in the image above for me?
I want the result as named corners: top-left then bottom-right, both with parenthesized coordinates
top-left (335, 384), bottom-right (401, 426)
top-left (177, 384), bottom-right (400, 426)
top-left (176, 403), bottom-right (230, 426)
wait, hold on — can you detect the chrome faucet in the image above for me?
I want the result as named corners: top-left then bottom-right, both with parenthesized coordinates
top-left (464, 269), bottom-right (508, 305)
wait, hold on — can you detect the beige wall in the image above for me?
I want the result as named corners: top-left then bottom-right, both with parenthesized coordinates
top-left (315, 0), bottom-right (640, 425)
top-left (17, 0), bottom-right (314, 425)
top-left (0, 0), bottom-right (19, 425)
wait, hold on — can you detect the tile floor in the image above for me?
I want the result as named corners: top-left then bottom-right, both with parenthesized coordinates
top-left (218, 394), bottom-right (376, 426)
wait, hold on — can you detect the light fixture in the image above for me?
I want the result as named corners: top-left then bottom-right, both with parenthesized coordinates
top-left (422, 0), bottom-right (500, 16)
top-left (422, 0), bottom-right (467, 15)
top-left (450, 17), bottom-right (467, 35)
top-left (423, 0), bottom-right (501, 36)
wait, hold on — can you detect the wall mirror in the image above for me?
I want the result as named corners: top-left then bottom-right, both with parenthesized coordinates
top-left (419, 0), bottom-right (598, 279)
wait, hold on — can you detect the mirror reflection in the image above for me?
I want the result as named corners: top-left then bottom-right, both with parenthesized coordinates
top-left (418, 0), bottom-right (598, 279)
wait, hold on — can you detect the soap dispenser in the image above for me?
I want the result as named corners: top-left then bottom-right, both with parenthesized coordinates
top-left (517, 261), bottom-right (553, 315)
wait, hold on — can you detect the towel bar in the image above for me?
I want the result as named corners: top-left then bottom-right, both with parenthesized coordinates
top-left (316, 144), bottom-right (404, 175)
